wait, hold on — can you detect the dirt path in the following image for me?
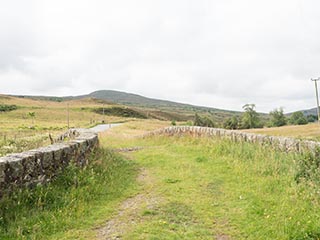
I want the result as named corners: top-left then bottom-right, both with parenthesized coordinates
top-left (97, 168), bottom-right (161, 240)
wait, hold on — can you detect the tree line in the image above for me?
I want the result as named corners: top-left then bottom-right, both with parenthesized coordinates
top-left (192, 104), bottom-right (317, 130)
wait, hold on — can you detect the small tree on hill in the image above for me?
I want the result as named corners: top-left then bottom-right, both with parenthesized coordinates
top-left (289, 111), bottom-right (307, 125)
top-left (269, 108), bottom-right (287, 127)
top-left (241, 104), bottom-right (260, 129)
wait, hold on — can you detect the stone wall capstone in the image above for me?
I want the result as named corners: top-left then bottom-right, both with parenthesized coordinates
top-left (0, 129), bottom-right (98, 193)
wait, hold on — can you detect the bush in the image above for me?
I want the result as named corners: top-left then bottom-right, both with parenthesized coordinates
top-left (295, 148), bottom-right (320, 191)
top-left (307, 114), bottom-right (317, 123)
top-left (289, 111), bottom-right (308, 125)
top-left (223, 116), bottom-right (239, 129)
top-left (194, 114), bottom-right (215, 127)
top-left (93, 107), bottom-right (147, 119)
top-left (0, 105), bottom-right (18, 112)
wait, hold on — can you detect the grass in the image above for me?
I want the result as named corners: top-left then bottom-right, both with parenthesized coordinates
top-left (0, 147), bottom-right (138, 240)
top-left (0, 97), bottom-right (125, 133)
top-left (0, 96), bottom-right (133, 156)
top-left (129, 138), bottom-right (320, 239)
top-left (242, 122), bottom-right (320, 140)
top-left (2, 116), bottom-right (320, 239)
top-left (0, 134), bottom-right (51, 157)
top-left (98, 123), bottom-right (320, 239)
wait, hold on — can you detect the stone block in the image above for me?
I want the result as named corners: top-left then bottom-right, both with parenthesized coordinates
top-left (0, 158), bottom-right (7, 183)
top-left (40, 148), bottom-right (54, 170)
top-left (6, 156), bottom-right (23, 183)
top-left (9, 152), bottom-right (36, 182)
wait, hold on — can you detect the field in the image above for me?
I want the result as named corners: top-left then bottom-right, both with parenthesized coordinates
top-left (0, 96), bottom-right (131, 156)
top-left (1, 119), bottom-right (320, 239)
top-left (243, 122), bottom-right (320, 140)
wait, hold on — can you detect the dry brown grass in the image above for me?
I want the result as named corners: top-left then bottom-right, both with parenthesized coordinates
top-left (242, 123), bottom-right (320, 140)
top-left (98, 120), bottom-right (170, 148)
top-left (1, 96), bottom-right (124, 127)
top-left (0, 95), bottom-right (128, 141)
top-left (0, 95), bottom-right (171, 155)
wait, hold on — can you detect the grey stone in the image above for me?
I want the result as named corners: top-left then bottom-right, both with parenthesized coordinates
top-left (6, 156), bottom-right (23, 182)
top-left (0, 158), bottom-right (7, 183)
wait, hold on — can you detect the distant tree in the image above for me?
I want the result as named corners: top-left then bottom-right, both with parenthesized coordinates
top-left (223, 116), bottom-right (239, 130)
top-left (269, 108), bottom-right (287, 127)
top-left (194, 113), bottom-right (203, 126)
top-left (194, 114), bottom-right (215, 128)
top-left (241, 104), bottom-right (261, 129)
top-left (289, 111), bottom-right (308, 125)
top-left (171, 120), bottom-right (176, 126)
top-left (202, 116), bottom-right (215, 128)
top-left (307, 114), bottom-right (318, 123)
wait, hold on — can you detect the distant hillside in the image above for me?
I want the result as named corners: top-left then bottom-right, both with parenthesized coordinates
top-left (287, 107), bottom-right (317, 116)
top-left (301, 107), bottom-right (317, 116)
top-left (66, 90), bottom-right (238, 113)
top-left (11, 90), bottom-right (246, 123)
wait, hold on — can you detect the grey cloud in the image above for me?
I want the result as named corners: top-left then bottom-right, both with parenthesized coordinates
top-left (0, 0), bottom-right (320, 112)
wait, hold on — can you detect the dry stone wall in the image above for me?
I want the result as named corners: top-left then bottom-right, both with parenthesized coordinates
top-left (145, 126), bottom-right (320, 154)
top-left (0, 129), bottom-right (98, 193)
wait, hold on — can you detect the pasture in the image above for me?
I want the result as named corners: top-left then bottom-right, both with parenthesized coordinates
top-left (0, 96), bottom-right (127, 156)
top-left (0, 120), bottom-right (320, 239)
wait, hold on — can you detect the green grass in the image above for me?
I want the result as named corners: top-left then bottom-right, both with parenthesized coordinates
top-left (0, 148), bottom-right (138, 240)
top-left (2, 120), bottom-right (320, 239)
top-left (109, 135), bottom-right (320, 240)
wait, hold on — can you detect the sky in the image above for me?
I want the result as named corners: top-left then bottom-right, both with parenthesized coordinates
top-left (0, 0), bottom-right (320, 113)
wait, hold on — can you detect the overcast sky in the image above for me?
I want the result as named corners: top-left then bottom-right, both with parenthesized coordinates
top-left (0, 0), bottom-right (319, 112)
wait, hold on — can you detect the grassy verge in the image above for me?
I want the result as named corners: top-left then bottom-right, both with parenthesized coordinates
top-left (100, 131), bottom-right (320, 239)
top-left (0, 148), bottom-right (138, 240)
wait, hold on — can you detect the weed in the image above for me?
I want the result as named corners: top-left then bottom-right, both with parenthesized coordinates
top-left (295, 148), bottom-right (320, 185)
top-left (0, 147), bottom-right (137, 239)
top-left (0, 105), bottom-right (18, 112)
top-left (120, 135), bottom-right (320, 239)
top-left (164, 178), bottom-right (181, 184)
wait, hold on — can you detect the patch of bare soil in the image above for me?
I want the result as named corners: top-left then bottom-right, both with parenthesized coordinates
top-left (216, 234), bottom-right (231, 240)
top-left (97, 168), bottom-right (161, 240)
top-left (113, 146), bottom-right (143, 153)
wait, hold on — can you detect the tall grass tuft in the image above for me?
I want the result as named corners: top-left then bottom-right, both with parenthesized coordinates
top-left (0, 147), bottom-right (137, 239)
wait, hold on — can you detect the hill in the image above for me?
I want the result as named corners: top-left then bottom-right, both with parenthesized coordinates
top-left (13, 90), bottom-right (245, 123)
top-left (300, 107), bottom-right (318, 116)
top-left (66, 90), bottom-right (237, 113)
